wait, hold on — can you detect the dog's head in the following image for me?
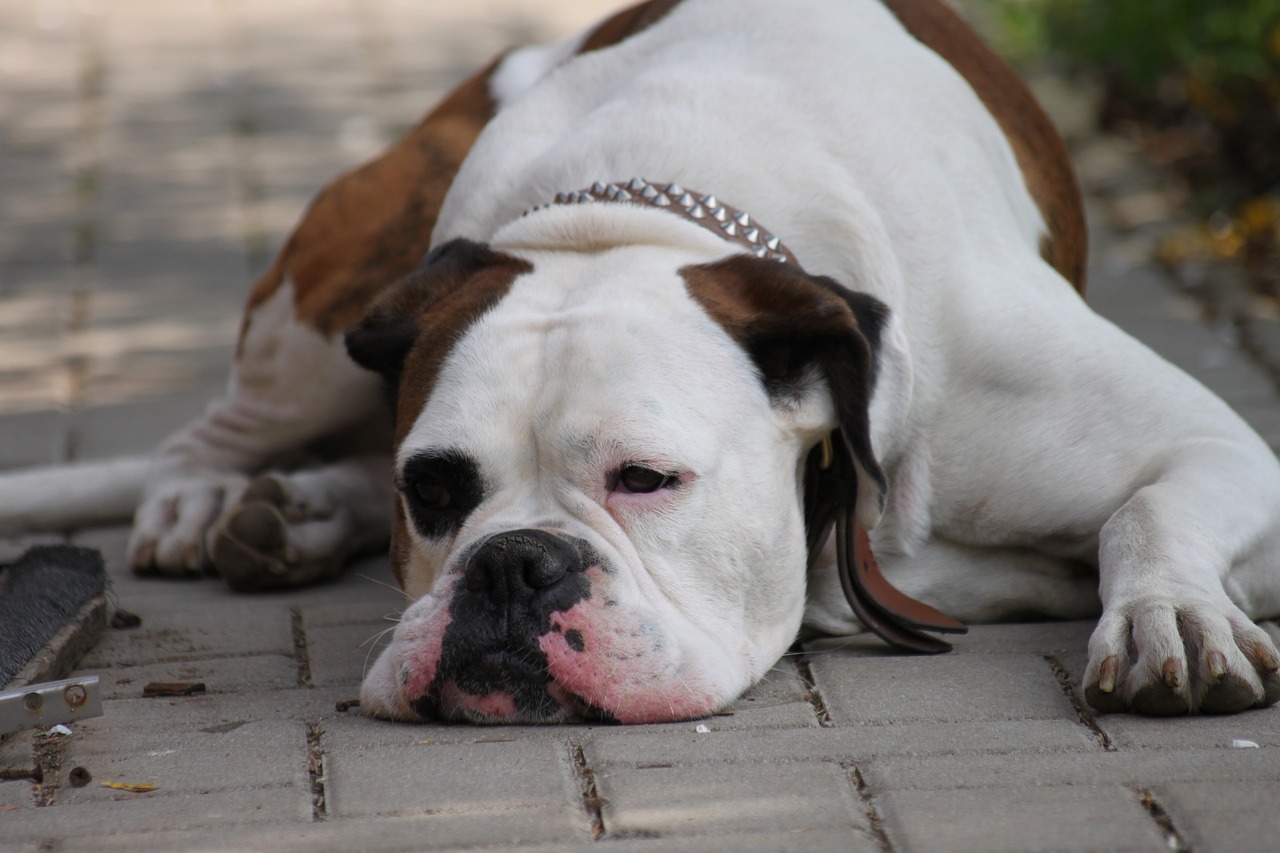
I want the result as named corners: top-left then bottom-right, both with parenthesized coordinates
top-left (345, 208), bottom-right (889, 723)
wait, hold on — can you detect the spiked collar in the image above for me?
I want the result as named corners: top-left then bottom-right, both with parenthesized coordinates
top-left (527, 178), bottom-right (800, 266)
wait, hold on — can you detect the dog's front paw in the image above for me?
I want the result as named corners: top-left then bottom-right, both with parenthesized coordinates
top-left (1084, 596), bottom-right (1280, 715)
top-left (207, 474), bottom-right (356, 591)
top-left (128, 474), bottom-right (249, 576)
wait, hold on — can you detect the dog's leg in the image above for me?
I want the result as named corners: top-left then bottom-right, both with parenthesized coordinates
top-left (207, 452), bottom-right (392, 591)
top-left (127, 280), bottom-right (387, 577)
top-left (1085, 439), bottom-right (1280, 714)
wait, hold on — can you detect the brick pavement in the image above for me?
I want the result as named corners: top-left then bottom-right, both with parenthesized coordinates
top-left (1, 1), bottom-right (1278, 851)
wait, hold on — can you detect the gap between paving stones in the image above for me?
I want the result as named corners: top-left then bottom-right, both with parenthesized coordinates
top-left (1136, 787), bottom-right (1190, 853)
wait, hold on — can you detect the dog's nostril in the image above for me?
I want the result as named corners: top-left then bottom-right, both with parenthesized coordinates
top-left (523, 552), bottom-right (563, 589)
top-left (464, 528), bottom-right (583, 598)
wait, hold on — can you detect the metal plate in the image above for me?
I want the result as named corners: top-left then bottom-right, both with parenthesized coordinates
top-left (0, 676), bottom-right (103, 736)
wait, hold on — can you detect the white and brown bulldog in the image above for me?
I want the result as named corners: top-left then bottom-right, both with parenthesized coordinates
top-left (6, 0), bottom-right (1280, 722)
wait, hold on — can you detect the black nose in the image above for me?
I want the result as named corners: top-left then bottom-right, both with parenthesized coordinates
top-left (464, 528), bottom-right (585, 599)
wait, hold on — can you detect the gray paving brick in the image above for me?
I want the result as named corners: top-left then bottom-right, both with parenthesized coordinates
top-left (808, 650), bottom-right (1074, 724)
top-left (1099, 708), bottom-right (1280, 750)
top-left (1154, 781), bottom-right (1280, 853)
top-left (298, 600), bottom-right (407, 628)
top-left (87, 810), bottom-right (595, 852)
top-left (54, 718), bottom-right (307, 798)
top-left (596, 761), bottom-right (877, 844)
top-left (70, 388), bottom-right (224, 460)
top-left (877, 784), bottom-right (1169, 853)
top-left (0, 409), bottom-right (71, 469)
top-left (305, 620), bottom-right (394, 689)
top-left (74, 652), bottom-right (299, 701)
top-left (582, 719), bottom-right (1099, 771)
top-left (862, 746), bottom-right (1280, 791)
top-left (324, 738), bottom-right (580, 818)
top-left (80, 603), bottom-right (294, 667)
top-left (0, 785), bottom-right (308, 842)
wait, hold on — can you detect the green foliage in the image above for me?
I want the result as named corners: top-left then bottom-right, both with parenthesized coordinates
top-left (981, 0), bottom-right (1280, 91)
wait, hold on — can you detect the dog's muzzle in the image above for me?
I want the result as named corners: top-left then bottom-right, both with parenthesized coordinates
top-left (412, 529), bottom-right (610, 722)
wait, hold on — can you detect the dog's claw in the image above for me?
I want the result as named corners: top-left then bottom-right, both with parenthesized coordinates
top-left (1161, 657), bottom-right (1183, 690)
top-left (1098, 655), bottom-right (1118, 693)
top-left (1207, 650), bottom-right (1228, 679)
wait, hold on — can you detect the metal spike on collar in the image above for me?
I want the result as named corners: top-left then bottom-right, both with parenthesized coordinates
top-left (534, 179), bottom-right (799, 266)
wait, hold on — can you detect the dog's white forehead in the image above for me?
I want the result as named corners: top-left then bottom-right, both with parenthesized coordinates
top-left (398, 243), bottom-right (773, 474)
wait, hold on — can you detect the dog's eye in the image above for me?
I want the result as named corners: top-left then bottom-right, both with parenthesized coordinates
top-left (413, 478), bottom-right (453, 511)
top-left (618, 465), bottom-right (676, 494)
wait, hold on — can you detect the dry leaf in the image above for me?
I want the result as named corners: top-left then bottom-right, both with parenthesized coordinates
top-left (101, 781), bottom-right (158, 793)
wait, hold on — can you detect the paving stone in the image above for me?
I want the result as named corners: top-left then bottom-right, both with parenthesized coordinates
top-left (304, 620), bottom-right (394, 689)
top-left (0, 785), bottom-right (308, 842)
top-left (0, 408), bottom-right (71, 469)
top-left (70, 386), bottom-right (225, 460)
top-left (808, 650), bottom-right (1074, 724)
top-left (1154, 780), bottom-right (1280, 853)
top-left (876, 784), bottom-right (1169, 853)
top-left (80, 602), bottom-right (294, 667)
top-left (1098, 708), bottom-right (1280, 750)
top-left (54, 717), bottom-right (308, 798)
top-left (596, 760), bottom-right (877, 845)
top-left (582, 718), bottom-right (1099, 771)
top-left (74, 652), bottom-right (299, 701)
top-left (324, 738), bottom-right (580, 818)
top-left (862, 746), bottom-right (1280, 792)
top-left (87, 810), bottom-right (595, 852)
top-left (298, 600), bottom-right (408, 628)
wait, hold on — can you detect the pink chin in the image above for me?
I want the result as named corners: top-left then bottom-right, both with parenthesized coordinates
top-left (538, 600), bottom-right (721, 724)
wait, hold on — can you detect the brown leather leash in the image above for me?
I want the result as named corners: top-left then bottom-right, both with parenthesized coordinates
top-left (805, 433), bottom-right (967, 653)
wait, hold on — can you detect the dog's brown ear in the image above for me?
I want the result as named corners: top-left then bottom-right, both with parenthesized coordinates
top-left (345, 239), bottom-right (531, 440)
top-left (346, 238), bottom-right (530, 382)
top-left (682, 254), bottom-right (889, 526)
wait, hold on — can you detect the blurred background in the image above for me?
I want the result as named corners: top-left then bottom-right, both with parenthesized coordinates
top-left (968, 0), bottom-right (1280, 377)
top-left (1, 0), bottom-right (1278, 456)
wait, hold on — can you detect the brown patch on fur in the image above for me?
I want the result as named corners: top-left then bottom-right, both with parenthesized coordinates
top-left (580, 0), bottom-right (685, 53)
top-left (345, 239), bottom-right (532, 586)
top-left (240, 58), bottom-right (503, 345)
top-left (880, 0), bottom-right (1087, 293)
top-left (239, 0), bottom-right (687, 351)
